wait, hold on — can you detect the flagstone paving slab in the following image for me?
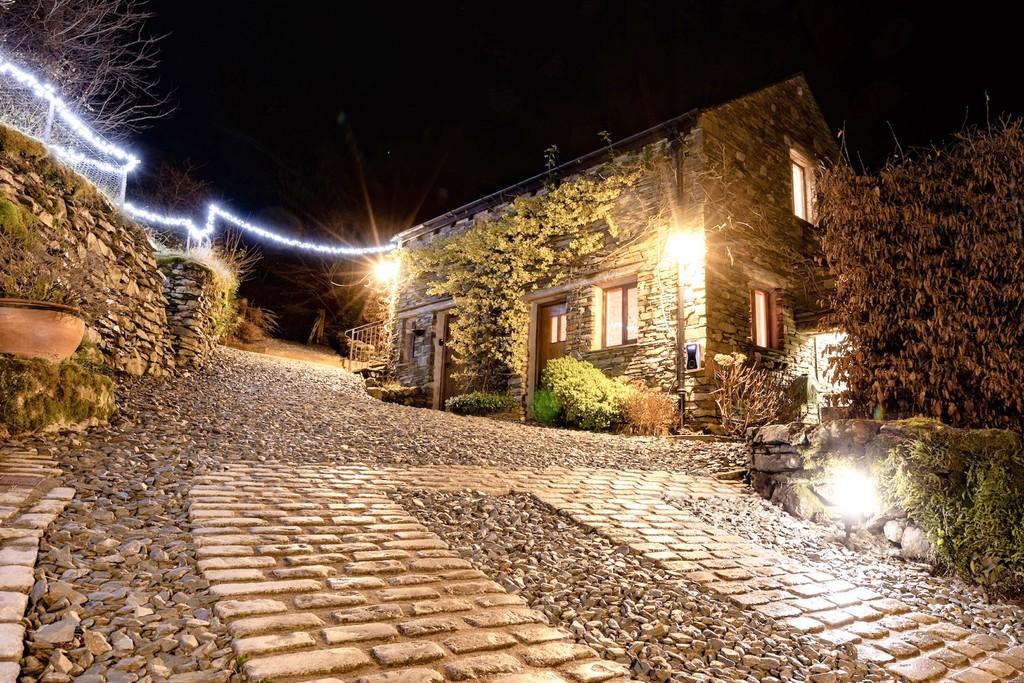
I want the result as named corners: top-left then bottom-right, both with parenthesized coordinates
top-left (189, 464), bottom-right (631, 683)
top-left (0, 447), bottom-right (73, 681)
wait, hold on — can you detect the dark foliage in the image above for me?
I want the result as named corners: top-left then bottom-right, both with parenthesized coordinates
top-left (817, 120), bottom-right (1024, 429)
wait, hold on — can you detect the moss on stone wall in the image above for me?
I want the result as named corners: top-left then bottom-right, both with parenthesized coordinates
top-left (880, 419), bottom-right (1024, 594)
top-left (0, 351), bottom-right (115, 436)
top-left (1, 122), bottom-right (173, 376)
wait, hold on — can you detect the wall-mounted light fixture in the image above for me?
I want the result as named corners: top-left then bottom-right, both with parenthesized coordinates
top-left (666, 230), bottom-right (705, 272)
top-left (373, 258), bottom-right (400, 284)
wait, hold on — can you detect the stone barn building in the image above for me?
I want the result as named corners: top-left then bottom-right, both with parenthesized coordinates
top-left (388, 75), bottom-right (841, 427)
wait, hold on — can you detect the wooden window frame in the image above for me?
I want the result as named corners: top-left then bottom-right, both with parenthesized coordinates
top-left (602, 282), bottom-right (638, 348)
top-left (749, 288), bottom-right (783, 351)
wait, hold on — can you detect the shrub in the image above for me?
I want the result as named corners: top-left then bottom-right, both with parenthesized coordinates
top-left (231, 298), bottom-right (279, 344)
top-left (541, 356), bottom-right (632, 431)
top-left (817, 120), bottom-right (1024, 430)
top-left (530, 389), bottom-right (562, 426)
top-left (711, 353), bottom-right (787, 437)
top-left (623, 384), bottom-right (678, 436)
top-left (446, 392), bottom-right (518, 416)
top-left (880, 420), bottom-right (1024, 594)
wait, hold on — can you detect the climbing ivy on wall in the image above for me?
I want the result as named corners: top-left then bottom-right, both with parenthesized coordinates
top-left (407, 156), bottom-right (650, 392)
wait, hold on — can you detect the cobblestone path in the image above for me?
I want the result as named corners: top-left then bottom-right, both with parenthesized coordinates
top-left (190, 458), bottom-right (1024, 683)
top-left (4, 350), bottom-right (1023, 683)
top-left (190, 464), bottom-right (629, 683)
top-left (0, 448), bottom-right (75, 681)
top-left (381, 467), bottom-right (1024, 683)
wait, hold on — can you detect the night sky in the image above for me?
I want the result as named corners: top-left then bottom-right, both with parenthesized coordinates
top-left (136, 1), bottom-right (1021, 333)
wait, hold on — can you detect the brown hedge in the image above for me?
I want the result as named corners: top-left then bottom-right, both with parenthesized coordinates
top-left (817, 121), bottom-right (1024, 430)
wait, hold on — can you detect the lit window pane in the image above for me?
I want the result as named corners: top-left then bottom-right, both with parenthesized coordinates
top-left (626, 287), bottom-right (638, 341)
top-left (605, 288), bottom-right (623, 347)
top-left (559, 314), bottom-right (567, 342)
top-left (754, 290), bottom-right (770, 347)
top-left (549, 313), bottom-right (558, 343)
top-left (792, 162), bottom-right (806, 220)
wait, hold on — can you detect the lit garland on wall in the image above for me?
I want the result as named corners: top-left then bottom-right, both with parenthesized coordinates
top-left (0, 52), bottom-right (396, 257)
top-left (122, 202), bottom-right (395, 255)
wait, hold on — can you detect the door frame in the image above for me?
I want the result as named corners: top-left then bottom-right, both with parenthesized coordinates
top-left (431, 307), bottom-right (456, 409)
top-left (525, 293), bottom-right (570, 407)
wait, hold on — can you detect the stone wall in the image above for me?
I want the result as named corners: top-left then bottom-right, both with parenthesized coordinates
top-left (750, 420), bottom-right (934, 561)
top-left (0, 124), bottom-right (173, 376)
top-left (160, 258), bottom-right (225, 369)
top-left (394, 140), bottom-right (696, 408)
top-left (698, 76), bottom-right (839, 420)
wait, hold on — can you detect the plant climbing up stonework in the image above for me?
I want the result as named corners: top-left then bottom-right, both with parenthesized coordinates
top-left (407, 155), bottom-right (650, 392)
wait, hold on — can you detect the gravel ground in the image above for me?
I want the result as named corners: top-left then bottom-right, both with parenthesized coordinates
top-left (10, 348), bottom-right (1021, 681)
top-left (671, 493), bottom-right (1024, 647)
top-left (18, 429), bottom-right (240, 682)
top-left (392, 488), bottom-right (885, 683)
top-left (5, 347), bottom-right (738, 681)
top-left (114, 348), bottom-right (745, 474)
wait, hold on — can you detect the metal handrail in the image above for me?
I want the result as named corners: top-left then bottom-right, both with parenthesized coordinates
top-left (343, 320), bottom-right (389, 372)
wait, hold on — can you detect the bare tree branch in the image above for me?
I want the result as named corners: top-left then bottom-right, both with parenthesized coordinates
top-left (0, 0), bottom-right (173, 136)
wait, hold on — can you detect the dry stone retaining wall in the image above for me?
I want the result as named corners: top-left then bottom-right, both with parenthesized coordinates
top-left (749, 420), bottom-right (934, 560)
top-left (160, 258), bottom-right (224, 369)
top-left (0, 124), bottom-right (173, 376)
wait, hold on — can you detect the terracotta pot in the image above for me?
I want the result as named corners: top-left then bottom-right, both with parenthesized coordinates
top-left (0, 298), bottom-right (85, 362)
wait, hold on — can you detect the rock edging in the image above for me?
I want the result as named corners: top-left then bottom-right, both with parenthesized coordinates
top-left (750, 420), bottom-right (933, 561)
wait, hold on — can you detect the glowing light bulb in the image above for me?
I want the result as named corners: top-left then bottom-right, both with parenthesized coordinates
top-left (827, 465), bottom-right (879, 523)
top-left (373, 258), bottom-right (400, 283)
top-left (666, 230), bottom-right (704, 270)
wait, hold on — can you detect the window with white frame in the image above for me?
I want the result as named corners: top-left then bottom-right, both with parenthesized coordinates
top-left (602, 282), bottom-right (638, 347)
top-left (790, 149), bottom-right (813, 222)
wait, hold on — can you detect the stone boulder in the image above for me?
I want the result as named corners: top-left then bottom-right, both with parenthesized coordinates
top-left (900, 526), bottom-right (934, 561)
top-left (770, 482), bottom-right (827, 522)
top-left (883, 519), bottom-right (906, 544)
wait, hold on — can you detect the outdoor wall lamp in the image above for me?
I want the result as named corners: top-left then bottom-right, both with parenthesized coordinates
top-left (373, 258), bottom-right (400, 284)
top-left (666, 229), bottom-right (704, 272)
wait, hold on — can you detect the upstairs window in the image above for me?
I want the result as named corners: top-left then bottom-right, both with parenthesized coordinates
top-left (750, 288), bottom-right (782, 350)
top-left (790, 149), bottom-right (813, 222)
top-left (603, 282), bottom-right (638, 347)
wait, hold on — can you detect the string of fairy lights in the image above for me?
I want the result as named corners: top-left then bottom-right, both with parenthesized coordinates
top-left (0, 51), bottom-right (397, 257)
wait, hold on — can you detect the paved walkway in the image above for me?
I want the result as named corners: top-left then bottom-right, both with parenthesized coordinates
top-left (0, 447), bottom-right (75, 681)
top-left (4, 350), bottom-right (1023, 683)
top-left (190, 464), bottom-right (629, 683)
top-left (190, 461), bottom-right (1024, 683)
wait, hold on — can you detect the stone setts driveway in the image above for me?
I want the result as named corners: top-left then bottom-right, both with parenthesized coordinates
top-left (1, 348), bottom-right (1022, 683)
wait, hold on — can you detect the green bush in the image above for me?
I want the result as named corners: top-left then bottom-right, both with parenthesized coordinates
top-left (530, 389), bottom-right (562, 425)
top-left (880, 420), bottom-right (1024, 593)
top-left (445, 391), bottom-right (518, 416)
top-left (541, 356), bottom-right (633, 431)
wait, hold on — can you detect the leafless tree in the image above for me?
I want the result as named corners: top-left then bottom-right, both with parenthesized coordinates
top-left (0, 0), bottom-right (171, 135)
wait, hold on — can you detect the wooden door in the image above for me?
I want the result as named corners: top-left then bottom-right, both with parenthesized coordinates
top-left (440, 313), bottom-right (464, 405)
top-left (536, 302), bottom-right (568, 386)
